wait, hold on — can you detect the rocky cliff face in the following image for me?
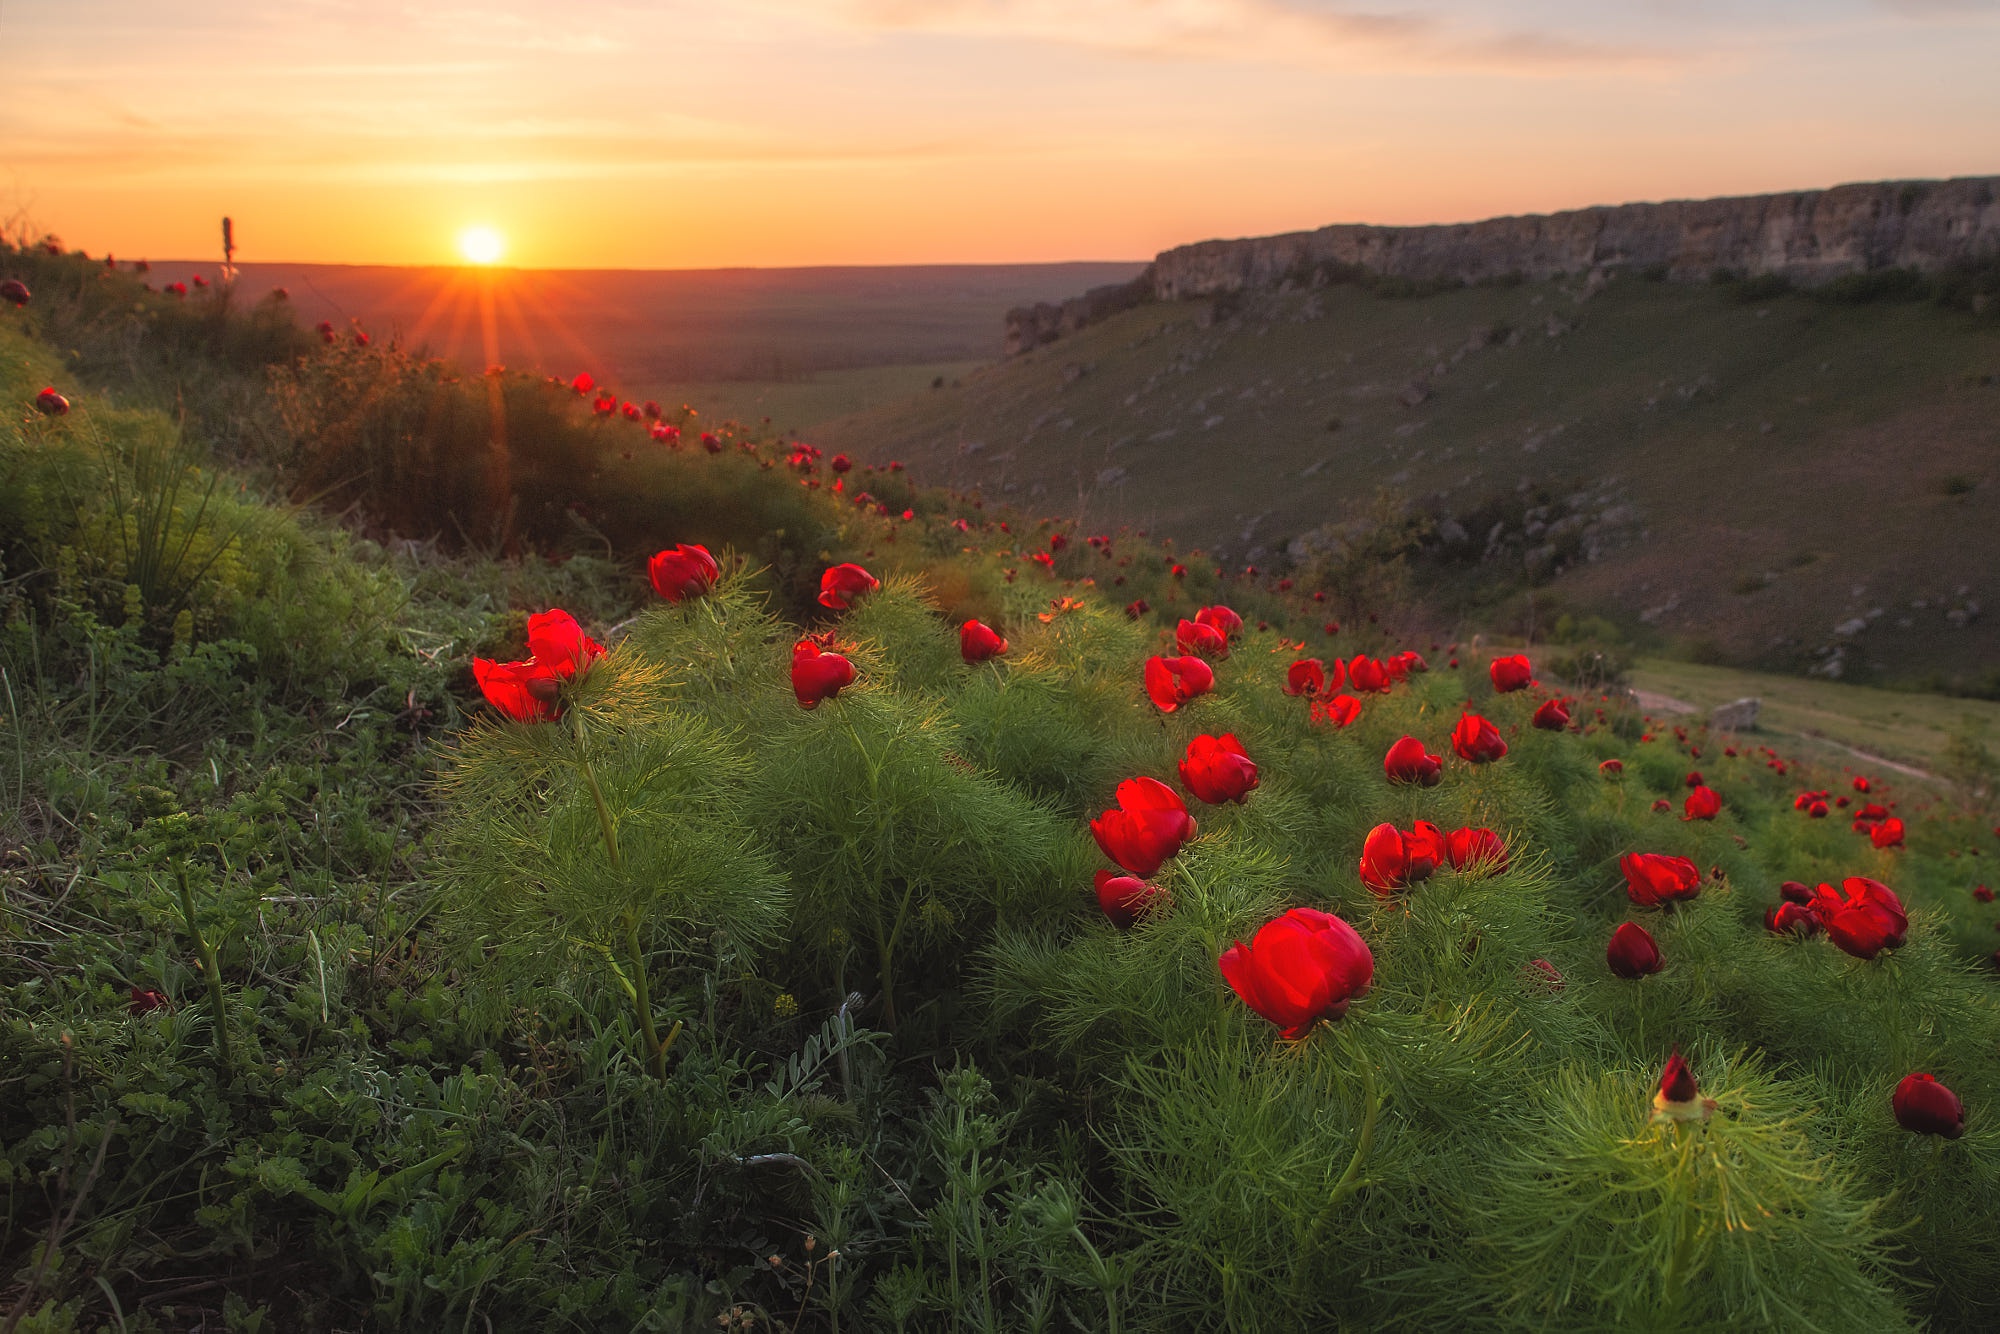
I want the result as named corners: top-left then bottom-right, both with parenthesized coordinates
top-left (1008, 177), bottom-right (2000, 350)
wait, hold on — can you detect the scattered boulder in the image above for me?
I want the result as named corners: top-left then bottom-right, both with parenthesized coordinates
top-left (1709, 698), bottom-right (1760, 732)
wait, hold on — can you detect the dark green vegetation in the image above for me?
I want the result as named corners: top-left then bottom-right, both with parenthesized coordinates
top-left (5, 241), bottom-right (2000, 1331)
top-left (815, 271), bottom-right (2000, 693)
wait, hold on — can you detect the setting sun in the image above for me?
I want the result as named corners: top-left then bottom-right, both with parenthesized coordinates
top-left (457, 226), bottom-right (505, 266)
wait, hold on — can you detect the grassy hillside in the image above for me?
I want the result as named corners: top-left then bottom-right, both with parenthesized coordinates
top-left (814, 275), bottom-right (2000, 690)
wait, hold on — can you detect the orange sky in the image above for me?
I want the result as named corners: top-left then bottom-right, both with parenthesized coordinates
top-left (5, 1), bottom-right (1998, 269)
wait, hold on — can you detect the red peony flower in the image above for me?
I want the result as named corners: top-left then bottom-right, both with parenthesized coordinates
top-left (1975, 884), bottom-right (1995, 904)
top-left (1652, 1049), bottom-right (1715, 1122)
top-left (1383, 735), bottom-right (1443, 786)
top-left (1779, 879), bottom-right (1813, 904)
top-left (960, 619), bottom-right (1008, 663)
top-left (1358, 820), bottom-right (1446, 895)
top-left (1090, 776), bottom-right (1197, 878)
top-left (472, 656), bottom-right (562, 722)
top-left (1284, 658), bottom-right (1327, 698)
top-left (1348, 656), bottom-right (1391, 693)
top-left (1194, 604), bottom-right (1243, 643)
top-left (1144, 655), bottom-right (1214, 712)
top-left (1451, 712), bottom-right (1508, 764)
top-left (1620, 852), bottom-right (1702, 908)
top-left (0, 279), bottom-right (29, 305)
top-left (1179, 733), bottom-right (1259, 805)
top-left (526, 609), bottom-right (604, 680)
top-left (1219, 907), bottom-right (1374, 1039)
top-left (1870, 817), bottom-right (1905, 849)
top-left (1607, 921), bottom-right (1664, 978)
top-left (818, 563), bottom-right (881, 610)
top-left (1445, 826), bottom-right (1508, 875)
top-left (1176, 618), bottom-right (1228, 660)
top-left (1386, 650), bottom-right (1428, 680)
top-left (791, 640), bottom-right (856, 709)
top-left (1524, 958), bottom-right (1565, 992)
top-left (1765, 901), bottom-right (1821, 935)
top-left (1599, 758), bottom-right (1624, 777)
top-left (1818, 876), bottom-right (1908, 959)
top-left (129, 986), bottom-right (168, 1014)
top-left (1808, 800), bottom-right (1829, 818)
top-left (1094, 869), bottom-right (1163, 929)
top-left (34, 387), bottom-right (69, 416)
top-left (1124, 599), bottom-right (1149, 619)
top-left (647, 544), bottom-right (719, 602)
top-left (1311, 693), bottom-right (1362, 728)
top-left (1685, 771), bottom-right (1704, 788)
top-left (1489, 654), bottom-right (1533, 693)
top-left (642, 400), bottom-right (661, 419)
top-left (1682, 785), bottom-right (1721, 821)
top-left (570, 372), bottom-right (594, 395)
top-left (316, 320), bottom-right (336, 343)
top-left (1532, 698), bottom-right (1570, 730)
top-left (1853, 776), bottom-right (1872, 794)
top-left (1893, 1072), bottom-right (1965, 1139)
top-left (831, 453), bottom-right (852, 473)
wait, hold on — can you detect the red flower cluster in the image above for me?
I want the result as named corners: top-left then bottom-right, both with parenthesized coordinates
top-left (1383, 735), bottom-right (1443, 786)
top-left (472, 609), bottom-right (604, 722)
top-left (1220, 907), bottom-right (1374, 1039)
top-left (1793, 789), bottom-right (1833, 819)
top-left (1091, 777), bottom-right (1196, 878)
top-left (647, 544), bottom-right (719, 602)
top-left (1179, 734), bottom-right (1259, 805)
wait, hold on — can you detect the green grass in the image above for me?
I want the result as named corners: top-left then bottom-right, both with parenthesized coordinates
top-left (816, 276), bottom-right (2000, 689)
top-left (1629, 657), bottom-right (2000, 778)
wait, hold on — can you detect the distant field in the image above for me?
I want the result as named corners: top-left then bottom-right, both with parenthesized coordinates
top-left (142, 260), bottom-right (1144, 381)
top-left (815, 276), bottom-right (2000, 686)
top-left (1628, 657), bottom-right (2000, 778)
top-left (634, 361), bottom-right (987, 437)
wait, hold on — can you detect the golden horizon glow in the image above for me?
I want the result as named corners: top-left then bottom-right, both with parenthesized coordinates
top-left (458, 226), bottom-right (505, 266)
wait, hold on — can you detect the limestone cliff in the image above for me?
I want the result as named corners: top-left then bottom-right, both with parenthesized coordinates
top-left (1006, 177), bottom-right (2000, 351)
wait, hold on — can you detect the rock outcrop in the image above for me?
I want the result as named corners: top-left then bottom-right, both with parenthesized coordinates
top-left (1008, 177), bottom-right (2000, 351)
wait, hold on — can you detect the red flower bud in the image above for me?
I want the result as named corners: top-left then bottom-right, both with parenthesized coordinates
top-left (1685, 771), bottom-right (1704, 788)
top-left (0, 278), bottom-right (29, 306)
top-left (1451, 712), bottom-right (1508, 764)
top-left (791, 640), bottom-right (856, 709)
top-left (34, 387), bottom-right (69, 416)
top-left (647, 544), bottom-right (719, 602)
top-left (1124, 599), bottom-right (1149, 619)
top-left (818, 563), bottom-right (880, 610)
top-left (1219, 907), bottom-right (1374, 1039)
top-left (1489, 654), bottom-right (1533, 693)
top-left (1620, 852), bottom-right (1702, 908)
top-left (1179, 733), bottom-right (1259, 805)
top-left (1532, 698), bottom-right (1570, 730)
top-left (1682, 785), bottom-right (1721, 821)
top-left (1094, 869), bottom-right (1162, 929)
top-left (1144, 655), bottom-right (1214, 713)
top-left (1383, 735), bottom-right (1443, 786)
top-left (1853, 776), bottom-right (1871, 793)
top-left (1607, 921), bottom-right (1664, 978)
top-left (1090, 776), bottom-right (1196, 878)
top-left (1765, 901), bottom-right (1822, 935)
top-left (960, 619), bottom-right (1008, 663)
top-left (1892, 1072), bottom-right (1964, 1139)
top-left (1653, 1049), bottom-right (1714, 1122)
top-left (1445, 826), bottom-right (1508, 875)
top-left (1779, 879), bottom-right (1813, 904)
top-left (1524, 958), bottom-right (1565, 992)
top-left (1599, 758), bottom-right (1624, 777)
top-left (831, 453), bottom-right (852, 473)
top-left (1975, 884), bottom-right (1995, 904)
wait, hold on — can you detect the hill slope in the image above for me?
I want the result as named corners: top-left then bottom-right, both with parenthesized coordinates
top-left (816, 274), bottom-right (2000, 688)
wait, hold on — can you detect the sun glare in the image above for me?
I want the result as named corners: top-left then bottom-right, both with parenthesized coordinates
top-left (458, 226), bottom-right (505, 266)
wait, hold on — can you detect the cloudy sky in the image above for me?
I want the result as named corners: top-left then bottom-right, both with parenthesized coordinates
top-left (4, 1), bottom-right (1997, 267)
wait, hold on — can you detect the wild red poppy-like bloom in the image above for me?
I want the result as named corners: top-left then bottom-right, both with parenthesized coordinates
top-left (1975, 884), bottom-right (1995, 904)
top-left (1855, 802), bottom-right (1889, 821)
top-left (1176, 618), bottom-right (1228, 660)
top-left (570, 372), bottom-right (594, 395)
top-left (1683, 785), bottom-right (1721, 821)
top-left (1853, 776), bottom-right (1872, 794)
top-left (1607, 921), bottom-right (1664, 978)
top-left (1524, 958), bottom-right (1565, 992)
top-left (960, 619), bottom-right (1008, 663)
top-left (1532, 698), bottom-right (1570, 731)
top-left (1652, 1049), bottom-right (1715, 1123)
top-left (1144, 655), bottom-right (1214, 712)
top-left (818, 562), bottom-right (881, 610)
top-left (34, 387), bottom-right (69, 416)
top-left (702, 431), bottom-right (723, 453)
top-left (353, 330), bottom-right (371, 347)
top-left (1090, 776), bottom-right (1197, 878)
top-left (642, 400), bottom-right (661, 419)
top-left (1180, 733), bottom-right (1259, 805)
top-left (1621, 852), bottom-right (1702, 908)
top-left (191, 273), bottom-right (209, 288)
top-left (1765, 901), bottom-right (1822, 935)
top-left (1870, 817), bottom-right (1906, 849)
top-left (1600, 758), bottom-right (1624, 777)
top-left (1385, 650), bottom-right (1428, 680)
top-left (830, 453), bottom-right (853, 474)
top-left (1451, 712), bottom-right (1509, 764)
top-left (1358, 820), bottom-right (1446, 895)
top-left (0, 278), bottom-right (30, 305)
top-left (1348, 655), bottom-right (1391, 693)
top-left (648, 544), bottom-right (720, 602)
top-left (1490, 654), bottom-right (1533, 693)
top-left (1285, 658), bottom-right (1327, 697)
top-left (1816, 876), bottom-right (1908, 959)
top-left (617, 401), bottom-right (638, 420)
top-left (1446, 826), bottom-right (1508, 875)
top-left (129, 986), bottom-right (168, 1014)
top-left (592, 393), bottom-right (617, 416)
top-left (1219, 907), bottom-right (1374, 1039)
top-left (1124, 598), bottom-right (1149, 619)
top-left (1094, 869), bottom-right (1163, 929)
top-left (1684, 771), bottom-right (1703, 788)
top-left (1779, 879), bottom-right (1813, 904)
top-left (165, 281), bottom-right (188, 298)
top-left (791, 640), bottom-right (856, 709)
top-left (1169, 563), bottom-right (1187, 580)
top-left (316, 320), bottom-right (336, 343)
top-left (1311, 693), bottom-right (1362, 728)
top-left (1893, 1073), bottom-right (1965, 1139)
top-left (472, 656), bottom-right (562, 722)
top-left (526, 609), bottom-right (604, 680)
top-left (1383, 735), bottom-right (1443, 786)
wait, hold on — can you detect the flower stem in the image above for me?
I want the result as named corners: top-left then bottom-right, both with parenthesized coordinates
top-left (174, 860), bottom-right (230, 1068)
